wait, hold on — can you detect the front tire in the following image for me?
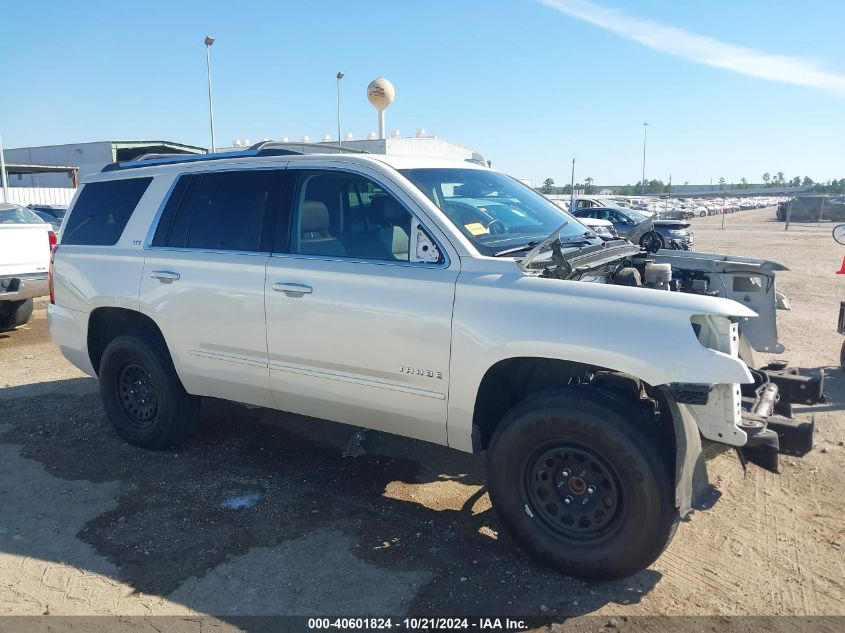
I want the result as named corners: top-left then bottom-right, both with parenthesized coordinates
top-left (486, 388), bottom-right (678, 580)
top-left (98, 333), bottom-right (199, 448)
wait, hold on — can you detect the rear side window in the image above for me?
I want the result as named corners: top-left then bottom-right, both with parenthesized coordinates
top-left (62, 178), bottom-right (152, 245)
top-left (153, 170), bottom-right (283, 253)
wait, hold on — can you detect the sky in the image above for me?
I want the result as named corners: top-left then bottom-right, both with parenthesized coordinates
top-left (2, 0), bottom-right (845, 186)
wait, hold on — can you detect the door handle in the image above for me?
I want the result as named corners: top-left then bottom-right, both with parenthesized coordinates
top-left (273, 282), bottom-right (312, 295)
top-left (150, 271), bottom-right (180, 282)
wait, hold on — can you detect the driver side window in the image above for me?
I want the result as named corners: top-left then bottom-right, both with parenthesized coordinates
top-left (290, 170), bottom-right (412, 262)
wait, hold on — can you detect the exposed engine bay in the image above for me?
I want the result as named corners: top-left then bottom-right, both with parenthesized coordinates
top-left (518, 239), bottom-right (824, 472)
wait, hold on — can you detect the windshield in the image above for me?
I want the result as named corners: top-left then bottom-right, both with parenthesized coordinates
top-left (619, 207), bottom-right (649, 223)
top-left (400, 168), bottom-right (595, 256)
top-left (0, 206), bottom-right (46, 225)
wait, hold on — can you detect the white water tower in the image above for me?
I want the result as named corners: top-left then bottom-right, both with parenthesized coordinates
top-left (367, 77), bottom-right (395, 140)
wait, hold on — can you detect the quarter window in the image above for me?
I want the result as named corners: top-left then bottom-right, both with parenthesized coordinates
top-left (62, 177), bottom-right (152, 246)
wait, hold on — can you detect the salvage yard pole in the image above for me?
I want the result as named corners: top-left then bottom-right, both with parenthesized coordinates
top-left (785, 198), bottom-right (792, 231)
top-left (0, 129), bottom-right (8, 203)
top-left (204, 36), bottom-right (217, 153)
top-left (570, 156), bottom-right (575, 205)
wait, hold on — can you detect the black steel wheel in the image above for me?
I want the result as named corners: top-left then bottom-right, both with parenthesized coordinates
top-left (524, 443), bottom-right (623, 542)
top-left (486, 387), bottom-right (678, 580)
top-left (99, 332), bottom-right (199, 448)
top-left (116, 362), bottom-right (159, 429)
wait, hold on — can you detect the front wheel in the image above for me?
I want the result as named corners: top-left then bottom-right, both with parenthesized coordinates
top-left (486, 388), bottom-right (678, 580)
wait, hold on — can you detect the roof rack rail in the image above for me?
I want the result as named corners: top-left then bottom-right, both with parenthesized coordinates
top-left (101, 150), bottom-right (247, 172)
top-left (101, 141), bottom-right (370, 172)
top-left (249, 140), bottom-right (370, 155)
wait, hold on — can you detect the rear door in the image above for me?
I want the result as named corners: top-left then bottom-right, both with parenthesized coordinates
top-left (139, 168), bottom-right (286, 407)
top-left (264, 165), bottom-right (459, 444)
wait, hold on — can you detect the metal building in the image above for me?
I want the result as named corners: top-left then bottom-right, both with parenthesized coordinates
top-left (5, 140), bottom-right (205, 187)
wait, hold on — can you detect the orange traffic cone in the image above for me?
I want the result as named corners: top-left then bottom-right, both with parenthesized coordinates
top-left (837, 256), bottom-right (845, 274)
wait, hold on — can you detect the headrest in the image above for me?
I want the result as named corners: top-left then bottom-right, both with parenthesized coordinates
top-left (370, 195), bottom-right (407, 224)
top-left (301, 200), bottom-right (329, 233)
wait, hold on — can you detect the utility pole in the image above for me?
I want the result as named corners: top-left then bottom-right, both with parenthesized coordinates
top-left (570, 157), bottom-right (576, 205)
top-left (204, 36), bottom-right (216, 153)
top-left (336, 71), bottom-right (344, 148)
top-left (0, 130), bottom-right (8, 203)
top-left (641, 122), bottom-right (648, 194)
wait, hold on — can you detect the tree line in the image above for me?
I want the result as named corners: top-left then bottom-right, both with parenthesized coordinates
top-left (539, 173), bottom-right (845, 195)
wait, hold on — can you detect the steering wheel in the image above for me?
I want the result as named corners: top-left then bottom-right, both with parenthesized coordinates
top-left (486, 219), bottom-right (506, 235)
top-left (444, 201), bottom-right (506, 235)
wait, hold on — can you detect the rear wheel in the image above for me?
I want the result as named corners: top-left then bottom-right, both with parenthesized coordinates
top-left (0, 299), bottom-right (34, 331)
top-left (98, 333), bottom-right (199, 448)
top-left (639, 231), bottom-right (664, 252)
top-left (486, 388), bottom-right (678, 580)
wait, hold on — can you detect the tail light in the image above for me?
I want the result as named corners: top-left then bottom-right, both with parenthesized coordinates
top-left (48, 230), bottom-right (57, 249)
top-left (48, 242), bottom-right (58, 305)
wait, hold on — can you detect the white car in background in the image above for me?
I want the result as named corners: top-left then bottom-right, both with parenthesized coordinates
top-left (577, 216), bottom-right (618, 240)
top-left (0, 204), bottom-right (55, 330)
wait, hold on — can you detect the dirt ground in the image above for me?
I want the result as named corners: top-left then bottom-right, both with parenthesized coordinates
top-left (0, 207), bottom-right (843, 630)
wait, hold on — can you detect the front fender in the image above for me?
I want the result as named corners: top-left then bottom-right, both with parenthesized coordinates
top-left (447, 265), bottom-right (755, 451)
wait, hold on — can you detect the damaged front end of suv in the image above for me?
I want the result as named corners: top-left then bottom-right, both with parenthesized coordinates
top-left (517, 230), bottom-right (821, 478)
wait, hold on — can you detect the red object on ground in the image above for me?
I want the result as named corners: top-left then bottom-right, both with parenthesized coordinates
top-left (837, 256), bottom-right (845, 274)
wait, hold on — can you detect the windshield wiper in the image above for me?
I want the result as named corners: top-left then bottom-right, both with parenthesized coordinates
top-left (558, 231), bottom-right (595, 245)
top-left (493, 240), bottom-right (541, 257)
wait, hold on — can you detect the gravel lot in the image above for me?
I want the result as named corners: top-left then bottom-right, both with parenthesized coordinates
top-left (1, 207), bottom-right (843, 630)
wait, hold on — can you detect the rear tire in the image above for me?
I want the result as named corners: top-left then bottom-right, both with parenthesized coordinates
top-left (98, 333), bottom-right (199, 448)
top-left (0, 299), bottom-right (34, 331)
top-left (486, 388), bottom-right (678, 580)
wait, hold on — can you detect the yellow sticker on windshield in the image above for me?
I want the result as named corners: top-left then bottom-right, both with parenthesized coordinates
top-left (464, 222), bottom-right (489, 236)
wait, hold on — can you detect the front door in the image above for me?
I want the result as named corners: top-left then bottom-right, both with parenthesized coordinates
top-left (264, 166), bottom-right (459, 444)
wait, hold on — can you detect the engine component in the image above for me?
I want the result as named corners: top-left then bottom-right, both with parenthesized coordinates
top-left (612, 267), bottom-right (642, 287)
top-left (644, 262), bottom-right (672, 290)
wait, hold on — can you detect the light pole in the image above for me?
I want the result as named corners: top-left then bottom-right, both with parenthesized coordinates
top-left (641, 122), bottom-right (648, 195)
top-left (336, 71), bottom-right (344, 148)
top-left (204, 35), bottom-right (216, 153)
top-left (0, 130), bottom-right (8, 203)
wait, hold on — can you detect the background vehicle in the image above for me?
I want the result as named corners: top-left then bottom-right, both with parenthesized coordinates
top-left (0, 204), bottom-right (54, 330)
top-left (27, 204), bottom-right (67, 223)
top-left (572, 206), bottom-right (694, 249)
top-left (49, 147), bottom-right (816, 580)
top-left (777, 195), bottom-right (845, 222)
top-left (30, 209), bottom-right (62, 232)
top-left (575, 216), bottom-right (617, 240)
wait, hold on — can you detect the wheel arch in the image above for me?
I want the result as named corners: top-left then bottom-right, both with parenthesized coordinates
top-left (87, 307), bottom-right (169, 375)
top-left (471, 356), bottom-right (709, 517)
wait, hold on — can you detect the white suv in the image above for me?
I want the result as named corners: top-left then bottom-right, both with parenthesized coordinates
top-left (49, 145), bottom-right (818, 579)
